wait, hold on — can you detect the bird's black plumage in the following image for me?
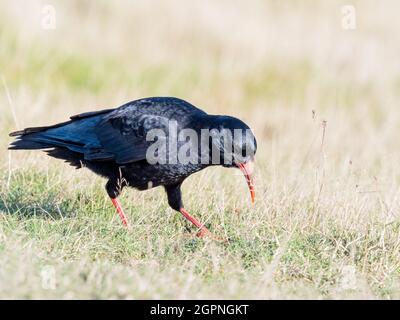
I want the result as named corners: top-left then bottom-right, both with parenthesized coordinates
top-left (9, 97), bottom-right (257, 237)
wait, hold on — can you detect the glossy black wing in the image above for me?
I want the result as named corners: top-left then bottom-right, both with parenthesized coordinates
top-left (94, 113), bottom-right (170, 164)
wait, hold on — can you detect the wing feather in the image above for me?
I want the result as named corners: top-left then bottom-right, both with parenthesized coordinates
top-left (94, 114), bottom-right (170, 164)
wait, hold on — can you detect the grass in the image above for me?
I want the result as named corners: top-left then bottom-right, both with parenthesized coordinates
top-left (0, 0), bottom-right (400, 299)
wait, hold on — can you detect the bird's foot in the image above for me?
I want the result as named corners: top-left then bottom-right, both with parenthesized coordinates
top-left (195, 227), bottom-right (210, 238)
top-left (196, 227), bottom-right (226, 242)
top-left (179, 208), bottom-right (226, 241)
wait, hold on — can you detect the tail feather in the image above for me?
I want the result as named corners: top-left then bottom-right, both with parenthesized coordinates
top-left (8, 131), bottom-right (86, 153)
top-left (8, 107), bottom-right (112, 137)
top-left (8, 138), bottom-right (53, 150)
top-left (9, 127), bottom-right (51, 137)
top-left (9, 125), bottom-right (56, 149)
top-left (9, 119), bottom-right (73, 137)
top-left (8, 108), bottom-right (113, 157)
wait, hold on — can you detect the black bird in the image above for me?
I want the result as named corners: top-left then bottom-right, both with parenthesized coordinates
top-left (9, 97), bottom-right (256, 238)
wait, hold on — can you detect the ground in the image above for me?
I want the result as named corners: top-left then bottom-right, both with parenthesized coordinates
top-left (0, 0), bottom-right (399, 299)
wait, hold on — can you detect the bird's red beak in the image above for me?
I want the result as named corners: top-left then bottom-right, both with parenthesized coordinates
top-left (237, 161), bottom-right (255, 203)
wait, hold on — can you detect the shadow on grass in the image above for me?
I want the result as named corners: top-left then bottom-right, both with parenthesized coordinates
top-left (0, 170), bottom-right (76, 220)
top-left (0, 190), bottom-right (76, 220)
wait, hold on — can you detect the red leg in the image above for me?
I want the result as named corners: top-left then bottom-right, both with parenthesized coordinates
top-left (179, 208), bottom-right (221, 239)
top-left (111, 198), bottom-right (131, 229)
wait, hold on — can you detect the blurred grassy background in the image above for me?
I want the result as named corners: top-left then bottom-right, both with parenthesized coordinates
top-left (0, 0), bottom-right (399, 299)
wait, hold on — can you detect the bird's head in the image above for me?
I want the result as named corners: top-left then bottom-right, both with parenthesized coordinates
top-left (207, 115), bottom-right (257, 203)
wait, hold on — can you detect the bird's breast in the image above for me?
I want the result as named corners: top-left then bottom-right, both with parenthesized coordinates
top-left (120, 162), bottom-right (206, 190)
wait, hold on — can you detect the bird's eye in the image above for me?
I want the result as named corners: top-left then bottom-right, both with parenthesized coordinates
top-left (242, 145), bottom-right (250, 158)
